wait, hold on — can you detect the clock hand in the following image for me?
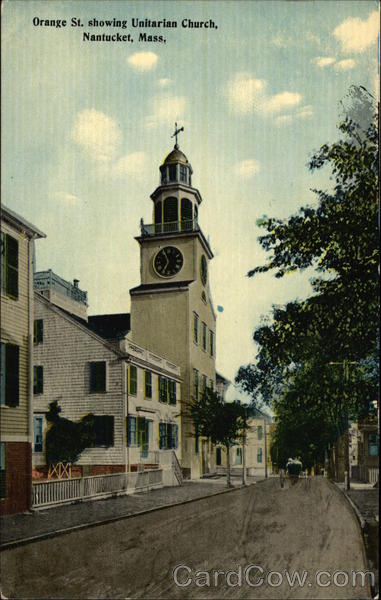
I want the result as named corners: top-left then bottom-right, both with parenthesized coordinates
top-left (163, 249), bottom-right (169, 269)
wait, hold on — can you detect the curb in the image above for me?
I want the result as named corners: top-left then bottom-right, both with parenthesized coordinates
top-left (0, 480), bottom-right (261, 552)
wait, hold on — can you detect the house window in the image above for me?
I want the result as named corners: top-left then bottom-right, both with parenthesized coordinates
top-left (216, 447), bottom-right (222, 466)
top-left (93, 416), bottom-right (114, 447)
top-left (127, 416), bottom-right (137, 446)
top-left (0, 342), bottom-right (19, 406)
top-left (33, 319), bottom-right (43, 345)
top-left (33, 416), bottom-right (43, 452)
top-left (257, 448), bottom-right (263, 463)
top-left (159, 376), bottom-right (168, 403)
top-left (0, 443), bottom-right (5, 499)
top-left (235, 447), bottom-right (242, 465)
top-left (33, 366), bottom-right (43, 395)
top-left (202, 322), bottom-right (207, 351)
top-left (129, 365), bottom-right (137, 395)
top-left (257, 425), bottom-right (263, 440)
top-left (89, 361), bottom-right (106, 393)
top-left (1, 232), bottom-right (18, 299)
top-left (159, 422), bottom-right (177, 449)
top-left (193, 368), bottom-right (199, 399)
top-left (369, 433), bottom-right (379, 457)
top-left (193, 313), bottom-right (199, 344)
top-left (169, 380), bottom-right (177, 405)
top-left (201, 374), bottom-right (207, 397)
top-left (209, 331), bottom-right (214, 357)
top-left (145, 371), bottom-right (152, 398)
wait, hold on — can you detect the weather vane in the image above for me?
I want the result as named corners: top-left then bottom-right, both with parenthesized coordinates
top-left (171, 122), bottom-right (184, 148)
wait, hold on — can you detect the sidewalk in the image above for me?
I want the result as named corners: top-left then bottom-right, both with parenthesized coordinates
top-left (334, 481), bottom-right (379, 598)
top-left (0, 475), bottom-right (263, 549)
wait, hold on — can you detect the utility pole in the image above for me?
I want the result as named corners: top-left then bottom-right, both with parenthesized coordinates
top-left (242, 432), bottom-right (247, 486)
top-left (264, 420), bottom-right (268, 478)
top-left (330, 359), bottom-right (357, 491)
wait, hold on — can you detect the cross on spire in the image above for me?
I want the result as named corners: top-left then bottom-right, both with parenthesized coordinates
top-left (171, 122), bottom-right (184, 149)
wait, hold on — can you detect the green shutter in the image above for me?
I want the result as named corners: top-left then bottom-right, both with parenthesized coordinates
top-left (5, 234), bottom-right (18, 299)
top-left (129, 366), bottom-right (137, 395)
top-left (6, 344), bottom-right (19, 406)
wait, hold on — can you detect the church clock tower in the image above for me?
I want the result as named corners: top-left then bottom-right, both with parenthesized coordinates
top-left (130, 126), bottom-right (216, 479)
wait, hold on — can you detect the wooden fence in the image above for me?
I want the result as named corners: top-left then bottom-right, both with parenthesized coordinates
top-left (32, 469), bottom-right (163, 509)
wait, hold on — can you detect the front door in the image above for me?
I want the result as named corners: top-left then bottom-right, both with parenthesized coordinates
top-left (201, 440), bottom-right (209, 475)
top-left (138, 417), bottom-right (149, 459)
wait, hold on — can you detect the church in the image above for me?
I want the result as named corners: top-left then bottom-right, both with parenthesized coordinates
top-left (129, 127), bottom-right (218, 479)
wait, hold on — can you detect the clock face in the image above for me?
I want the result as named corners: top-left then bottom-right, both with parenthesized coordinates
top-left (154, 246), bottom-right (183, 277)
top-left (200, 255), bottom-right (208, 286)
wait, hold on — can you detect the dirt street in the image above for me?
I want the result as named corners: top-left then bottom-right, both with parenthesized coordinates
top-left (0, 477), bottom-right (372, 599)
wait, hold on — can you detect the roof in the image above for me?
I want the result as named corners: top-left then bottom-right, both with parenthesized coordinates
top-left (130, 280), bottom-right (194, 294)
top-left (216, 371), bottom-right (231, 384)
top-left (247, 406), bottom-right (273, 421)
top-left (1, 205), bottom-right (46, 239)
top-left (87, 313), bottom-right (131, 340)
top-left (162, 146), bottom-right (189, 166)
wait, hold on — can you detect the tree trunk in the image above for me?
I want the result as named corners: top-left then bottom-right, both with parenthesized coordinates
top-left (226, 444), bottom-right (231, 487)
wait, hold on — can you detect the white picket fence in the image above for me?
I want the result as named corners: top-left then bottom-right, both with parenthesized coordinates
top-left (32, 469), bottom-right (163, 509)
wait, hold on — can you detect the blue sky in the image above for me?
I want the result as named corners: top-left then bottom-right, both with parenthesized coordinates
top-left (2, 0), bottom-right (379, 388)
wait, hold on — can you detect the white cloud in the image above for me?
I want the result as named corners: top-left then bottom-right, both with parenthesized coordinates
top-left (334, 58), bottom-right (356, 71)
top-left (297, 105), bottom-right (314, 119)
top-left (158, 78), bottom-right (171, 87)
top-left (305, 31), bottom-right (320, 46)
top-left (145, 94), bottom-right (187, 128)
top-left (127, 51), bottom-right (158, 71)
top-left (271, 34), bottom-right (291, 48)
top-left (234, 159), bottom-right (260, 177)
top-left (275, 115), bottom-right (293, 125)
top-left (313, 56), bottom-right (336, 68)
top-left (54, 192), bottom-right (79, 205)
top-left (262, 91), bottom-right (302, 114)
top-left (71, 109), bottom-right (121, 162)
top-left (113, 151), bottom-right (148, 178)
top-left (333, 11), bottom-right (379, 53)
top-left (227, 72), bottom-right (266, 114)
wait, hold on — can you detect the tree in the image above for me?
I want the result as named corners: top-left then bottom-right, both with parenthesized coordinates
top-left (236, 86), bottom-right (378, 471)
top-left (45, 401), bottom-right (96, 467)
top-left (190, 388), bottom-right (249, 487)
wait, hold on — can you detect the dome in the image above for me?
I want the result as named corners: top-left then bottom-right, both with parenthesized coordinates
top-left (162, 146), bottom-right (189, 166)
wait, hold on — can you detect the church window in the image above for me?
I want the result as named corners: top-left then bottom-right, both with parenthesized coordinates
top-left (235, 447), bottom-right (242, 465)
top-left (129, 365), bottom-right (137, 395)
top-left (193, 368), bottom-right (199, 399)
top-left (216, 447), bottom-right (221, 465)
top-left (209, 330), bottom-right (214, 357)
top-left (168, 165), bottom-right (177, 182)
top-left (369, 433), bottom-right (379, 457)
top-left (202, 322), bottom-right (207, 350)
top-left (181, 198), bottom-right (193, 230)
top-left (161, 168), bottom-right (167, 184)
top-left (180, 165), bottom-right (187, 182)
top-left (257, 448), bottom-right (263, 463)
top-left (257, 425), bottom-right (263, 440)
top-left (145, 371), bottom-right (152, 398)
top-left (154, 201), bottom-right (162, 224)
top-left (201, 374), bottom-right (207, 396)
top-left (163, 197), bottom-right (178, 228)
top-left (193, 313), bottom-right (199, 344)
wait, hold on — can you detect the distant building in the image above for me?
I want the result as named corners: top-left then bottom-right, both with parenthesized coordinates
top-left (1, 206), bottom-right (45, 515)
top-left (32, 275), bottom-right (182, 485)
top-left (349, 417), bottom-right (379, 484)
top-left (216, 407), bottom-right (273, 477)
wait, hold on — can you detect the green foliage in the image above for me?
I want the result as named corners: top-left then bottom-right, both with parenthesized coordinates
top-left (190, 388), bottom-right (249, 449)
top-left (45, 401), bottom-right (96, 466)
top-left (236, 86), bottom-right (379, 467)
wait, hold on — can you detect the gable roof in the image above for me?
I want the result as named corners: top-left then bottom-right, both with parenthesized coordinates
top-left (1, 205), bottom-right (46, 239)
top-left (88, 313), bottom-right (131, 340)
